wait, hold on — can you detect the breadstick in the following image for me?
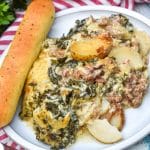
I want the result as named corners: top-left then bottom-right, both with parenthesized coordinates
top-left (0, 0), bottom-right (55, 127)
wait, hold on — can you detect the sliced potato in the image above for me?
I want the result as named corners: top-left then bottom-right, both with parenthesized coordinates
top-left (101, 104), bottom-right (117, 121)
top-left (110, 108), bottom-right (125, 130)
top-left (99, 99), bottom-right (110, 116)
top-left (87, 119), bottom-right (122, 144)
top-left (76, 98), bottom-right (101, 126)
top-left (134, 30), bottom-right (150, 56)
top-left (76, 101), bottom-right (95, 126)
top-left (70, 34), bottom-right (112, 60)
top-left (109, 46), bottom-right (144, 73)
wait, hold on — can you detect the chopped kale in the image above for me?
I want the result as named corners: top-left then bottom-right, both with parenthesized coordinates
top-left (49, 111), bottom-right (79, 150)
top-left (46, 102), bottom-right (59, 116)
top-left (55, 35), bottom-right (69, 49)
top-left (57, 57), bottom-right (67, 64)
top-left (67, 18), bottom-right (87, 37)
top-left (66, 79), bottom-right (97, 99)
top-left (55, 18), bottom-right (87, 49)
top-left (75, 19), bottom-right (86, 28)
top-left (65, 59), bottom-right (78, 68)
top-left (48, 65), bottom-right (62, 85)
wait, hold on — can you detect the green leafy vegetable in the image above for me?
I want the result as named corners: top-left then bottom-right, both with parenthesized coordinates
top-left (0, 0), bottom-right (29, 36)
top-left (0, 1), bottom-right (15, 36)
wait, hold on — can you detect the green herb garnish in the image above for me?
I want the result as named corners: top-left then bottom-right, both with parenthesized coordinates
top-left (0, 1), bottom-right (15, 36)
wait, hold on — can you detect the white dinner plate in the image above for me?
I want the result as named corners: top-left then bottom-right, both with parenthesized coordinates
top-left (3, 6), bottom-right (150, 150)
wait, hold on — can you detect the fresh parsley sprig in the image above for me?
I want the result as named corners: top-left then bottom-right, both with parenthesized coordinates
top-left (0, 0), bottom-right (28, 36)
top-left (0, 1), bottom-right (15, 36)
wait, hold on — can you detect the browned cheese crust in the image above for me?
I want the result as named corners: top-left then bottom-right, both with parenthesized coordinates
top-left (0, 0), bottom-right (55, 127)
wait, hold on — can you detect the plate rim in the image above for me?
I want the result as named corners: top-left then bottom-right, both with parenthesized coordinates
top-left (3, 5), bottom-right (150, 150)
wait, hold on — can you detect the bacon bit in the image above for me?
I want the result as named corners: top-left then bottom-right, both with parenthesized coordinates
top-left (95, 78), bottom-right (105, 83)
top-left (85, 64), bottom-right (94, 72)
top-left (50, 50), bottom-right (65, 58)
top-left (73, 70), bottom-right (83, 79)
top-left (107, 93), bottom-right (122, 104)
top-left (122, 59), bottom-right (130, 64)
top-left (98, 17), bottom-right (109, 26)
top-left (61, 61), bottom-right (108, 82)
top-left (94, 63), bottom-right (103, 69)
top-left (62, 69), bottom-right (70, 77)
top-left (84, 74), bottom-right (94, 81)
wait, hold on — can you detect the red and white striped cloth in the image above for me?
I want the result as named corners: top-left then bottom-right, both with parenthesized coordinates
top-left (0, 0), bottom-right (150, 149)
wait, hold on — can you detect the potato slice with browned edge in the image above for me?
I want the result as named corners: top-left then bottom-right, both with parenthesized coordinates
top-left (70, 34), bottom-right (112, 60)
top-left (87, 119), bottom-right (122, 144)
top-left (110, 108), bottom-right (125, 131)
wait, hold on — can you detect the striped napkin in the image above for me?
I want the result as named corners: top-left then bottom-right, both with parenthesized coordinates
top-left (0, 0), bottom-right (150, 149)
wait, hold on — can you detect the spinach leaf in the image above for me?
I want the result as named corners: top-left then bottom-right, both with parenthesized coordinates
top-left (48, 64), bottom-right (62, 85)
